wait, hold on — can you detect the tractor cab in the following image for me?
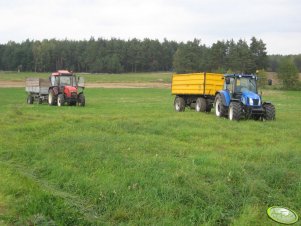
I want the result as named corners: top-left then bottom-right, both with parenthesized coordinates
top-left (50, 70), bottom-right (77, 87)
top-left (225, 74), bottom-right (257, 94)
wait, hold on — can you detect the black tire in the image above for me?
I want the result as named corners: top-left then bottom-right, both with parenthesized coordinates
top-left (57, 94), bottom-right (65, 107)
top-left (263, 103), bottom-right (275, 120)
top-left (205, 102), bottom-right (212, 113)
top-left (27, 95), bottom-right (34, 104)
top-left (228, 102), bottom-right (242, 121)
top-left (195, 97), bottom-right (206, 112)
top-left (214, 94), bottom-right (226, 117)
top-left (78, 93), bottom-right (85, 107)
top-left (174, 96), bottom-right (185, 112)
top-left (48, 90), bottom-right (56, 105)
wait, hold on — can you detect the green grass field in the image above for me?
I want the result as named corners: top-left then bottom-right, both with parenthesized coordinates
top-left (0, 71), bottom-right (172, 83)
top-left (0, 86), bottom-right (301, 225)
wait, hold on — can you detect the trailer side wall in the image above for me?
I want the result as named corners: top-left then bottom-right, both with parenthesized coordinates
top-left (172, 73), bottom-right (224, 95)
top-left (25, 78), bottom-right (50, 94)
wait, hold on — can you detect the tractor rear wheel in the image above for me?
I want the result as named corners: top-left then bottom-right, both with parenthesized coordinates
top-left (228, 102), bottom-right (242, 121)
top-left (57, 94), bottom-right (65, 107)
top-left (78, 93), bottom-right (85, 107)
top-left (195, 97), bottom-right (206, 112)
top-left (174, 96), bottom-right (185, 112)
top-left (48, 90), bottom-right (55, 105)
top-left (27, 95), bottom-right (34, 104)
top-left (214, 94), bottom-right (226, 117)
top-left (263, 103), bottom-right (275, 120)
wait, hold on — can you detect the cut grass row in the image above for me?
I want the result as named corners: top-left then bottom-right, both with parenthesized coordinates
top-left (0, 88), bottom-right (300, 225)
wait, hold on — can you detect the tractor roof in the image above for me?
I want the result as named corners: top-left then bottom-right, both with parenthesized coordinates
top-left (51, 70), bottom-right (73, 76)
top-left (225, 74), bottom-right (257, 78)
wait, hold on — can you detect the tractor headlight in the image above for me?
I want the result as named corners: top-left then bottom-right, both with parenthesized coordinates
top-left (249, 98), bottom-right (253, 106)
top-left (258, 98), bottom-right (261, 106)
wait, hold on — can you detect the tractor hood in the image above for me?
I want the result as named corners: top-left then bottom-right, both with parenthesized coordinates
top-left (64, 86), bottom-right (77, 97)
top-left (241, 90), bottom-right (261, 106)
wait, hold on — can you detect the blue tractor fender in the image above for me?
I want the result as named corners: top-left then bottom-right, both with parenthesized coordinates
top-left (216, 90), bottom-right (231, 107)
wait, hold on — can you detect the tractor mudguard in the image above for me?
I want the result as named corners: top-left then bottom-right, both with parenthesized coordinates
top-left (49, 87), bottom-right (59, 95)
top-left (218, 90), bottom-right (231, 107)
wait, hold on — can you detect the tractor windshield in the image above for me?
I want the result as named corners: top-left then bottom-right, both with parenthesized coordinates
top-left (60, 75), bottom-right (77, 86)
top-left (235, 77), bottom-right (257, 93)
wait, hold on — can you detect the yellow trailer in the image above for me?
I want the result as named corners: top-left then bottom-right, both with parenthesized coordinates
top-left (171, 72), bottom-right (224, 112)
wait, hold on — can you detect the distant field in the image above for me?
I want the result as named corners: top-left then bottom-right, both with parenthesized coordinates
top-left (0, 87), bottom-right (300, 225)
top-left (0, 71), bottom-right (172, 83)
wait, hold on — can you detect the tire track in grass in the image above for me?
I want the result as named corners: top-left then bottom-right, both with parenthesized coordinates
top-left (0, 161), bottom-right (104, 225)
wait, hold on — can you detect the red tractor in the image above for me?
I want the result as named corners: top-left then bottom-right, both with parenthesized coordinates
top-left (48, 70), bottom-right (85, 106)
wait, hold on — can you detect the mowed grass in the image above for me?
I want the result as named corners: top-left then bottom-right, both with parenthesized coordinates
top-left (0, 87), bottom-right (300, 225)
top-left (0, 71), bottom-right (172, 83)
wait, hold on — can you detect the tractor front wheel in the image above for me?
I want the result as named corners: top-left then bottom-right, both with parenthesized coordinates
top-left (174, 96), bottom-right (185, 112)
top-left (263, 103), bottom-right (275, 120)
top-left (228, 102), bottom-right (242, 121)
top-left (57, 94), bottom-right (65, 107)
top-left (78, 93), bottom-right (85, 107)
top-left (195, 97), bottom-right (206, 112)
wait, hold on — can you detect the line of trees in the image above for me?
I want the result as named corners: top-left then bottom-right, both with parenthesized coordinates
top-left (0, 38), bottom-right (178, 73)
top-left (268, 54), bottom-right (301, 72)
top-left (173, 37), bottom-right (268, 74)
top-left (0, 37), bottom-right (300, 76)
top-left (0, 37), bottom-right (268, 74)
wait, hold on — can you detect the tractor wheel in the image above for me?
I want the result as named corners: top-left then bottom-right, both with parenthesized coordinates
top-left (48, 90), bottom-right (55, 105)
top-left (27, 95), bottom-right (34, 104)
top-left (214, 94), bottom-right (226, 117)
top-left (57, 94), bottom-right (65, 107)
top-left (174, 96), bottom-right (185, 112)
top-left (195, 97), bottom-right (206, 112)
top-left (78, 94), bottom-right (85, 107)
top-left (228, 102), bottom-right (242, 121)
top-left (263, 103), bottom-right (275, 120)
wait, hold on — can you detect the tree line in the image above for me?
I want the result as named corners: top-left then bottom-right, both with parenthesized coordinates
top-left (0, 37), bottom-right (300, 75)
top-left (0, 38), bottom-right (178, 73)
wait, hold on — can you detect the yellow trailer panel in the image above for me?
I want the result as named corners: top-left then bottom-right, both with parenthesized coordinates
top-left (171, 72), bottom-right (224, 95)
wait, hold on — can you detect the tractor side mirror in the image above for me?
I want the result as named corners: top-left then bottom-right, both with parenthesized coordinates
top-left (225, 77), bottom-right (230, 85)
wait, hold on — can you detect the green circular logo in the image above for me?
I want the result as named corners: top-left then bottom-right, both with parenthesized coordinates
top-left (267, 206), bottom-right (299, 224)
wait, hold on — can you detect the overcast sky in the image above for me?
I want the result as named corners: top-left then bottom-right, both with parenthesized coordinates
top-left (0, 0), bottom-right (300, 55)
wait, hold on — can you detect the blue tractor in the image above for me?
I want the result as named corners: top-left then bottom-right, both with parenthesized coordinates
top-left (214, 74), bottom-right (275, 121)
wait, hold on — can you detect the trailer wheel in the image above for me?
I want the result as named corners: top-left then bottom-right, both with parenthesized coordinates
top-left (263, 103), bottom-right (275, 120)
top-left (228, 102), bottom-right (242, 121)
top-left (174, 96), bottom-right (185, 112)
top-left (214, 94), bottom-right (226, 117)
top-left (27, 95), bottom-right (34, 104)
top-left (57, 94), bottom-right (65, 107)
top-left (48, 90), bottom-right (55, 105)
top-left (78, 93), bottom-right (85, 107)
top-left (195, 97), bottom-right (206, 112)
